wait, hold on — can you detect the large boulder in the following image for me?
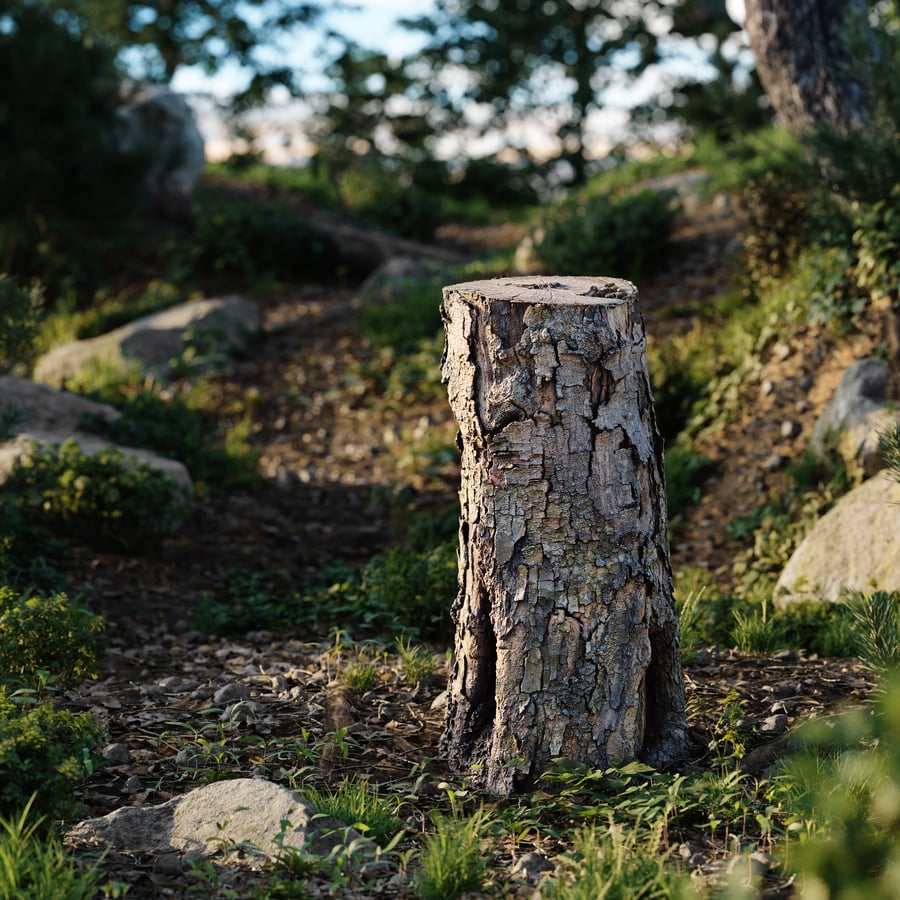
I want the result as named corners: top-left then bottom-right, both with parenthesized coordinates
top-left (33, 296), bottom-right (260, 388)
top-left (116, 85), bottom-right (205, 221)
top-left (810, 359), bottom-right (900, 482)
top-left (775, 471), bottom-right (900, 605)
top-left (66, 778), bottom-right (365, 864)
top-left (0, 375), bottom-right (192, 490)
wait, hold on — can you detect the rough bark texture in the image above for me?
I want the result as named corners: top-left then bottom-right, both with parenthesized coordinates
top-left (439, 276), bottom-right (688, 796)
top-left (744, 0), bottom-right (870, 137)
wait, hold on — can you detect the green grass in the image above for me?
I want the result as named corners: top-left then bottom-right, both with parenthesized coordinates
top-left (303, 777), bottom-right (403, 848)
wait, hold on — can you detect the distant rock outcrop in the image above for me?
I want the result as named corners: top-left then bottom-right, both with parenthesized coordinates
top-left (810, 359), bottom-right (900, 482)
top-left (33, 295), bottom-right (260, 388)
top-left (116, 86), bottom-right (205, 221)
top-left (775, 471), bottom-right (900, 605)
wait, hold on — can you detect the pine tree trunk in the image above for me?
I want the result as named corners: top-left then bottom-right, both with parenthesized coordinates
top-left (439, 276), bottom-right (688, 796)
top-left (743, 0), bottom-right (870, 137)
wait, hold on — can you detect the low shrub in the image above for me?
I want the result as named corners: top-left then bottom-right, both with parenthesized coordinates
top-left (533, 189), bottom-right (680, 282)
top-left (0, 690), bottom-right (102, 821)
top-left (163, 188), bottom-right (344, 288)
top-left (4, 439), bottom-right (190, 553)
top-left (0, 276), bottom-right (43, 376)
top-left (0, 588), bottom-right (103, 688)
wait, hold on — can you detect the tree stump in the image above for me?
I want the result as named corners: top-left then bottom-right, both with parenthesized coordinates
top-left (439, 276), bottom-right (688, 796)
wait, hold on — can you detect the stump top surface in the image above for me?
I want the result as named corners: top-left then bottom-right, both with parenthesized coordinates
top-left (444, 276), bottom-right (637, 307)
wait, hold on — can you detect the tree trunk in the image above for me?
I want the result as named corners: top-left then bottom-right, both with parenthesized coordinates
top-left (743, 0), bottom-right (870, 136)
top-left (439, 276), bottom-right (688, 796)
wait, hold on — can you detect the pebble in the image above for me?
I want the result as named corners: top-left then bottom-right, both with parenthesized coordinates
top-left (760, 714), bottom-right (789, 735)
top-left (220, 700), bottom-right (265, 723)
top-left (213, 681), bottom-right (251, 705)
top-left (760, 380), bottom-right (775, 398)
top-left (124, 774), bottom-right (143, 794)
top-left (430, 690), bottom-right (448, 711)
top-left (101, 743), bottom-right (131, 765)
top-left (727, 850), bottom-right (773, 880)
top-left (780, 419), bottom-right (801, 440)
top-left (770, 700), bottom-right (789, 715)
top-left (772, 341), bottom-right (792, 362)
top-left (764, 453), bottom-right (789, 470)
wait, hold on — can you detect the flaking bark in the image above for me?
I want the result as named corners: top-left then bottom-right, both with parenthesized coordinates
top-left (440, 276), bottom-right (688, 796)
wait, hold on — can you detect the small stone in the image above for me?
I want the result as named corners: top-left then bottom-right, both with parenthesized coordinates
top-left (772, 341), bottom-right (792, 362)
top-left (101, 743), bottom-right (131, 765)
top-left (220, 700), bottom-right (265, 723)
top-left (761, 714), bottom-right (789, 735)
top-left (124, 774), bottom-right (143, 794)
top-left (213, 681), bottom-right (250, 705)
top-left (770, 701), bottom-right (789, 715)
top-left (764, 453), bottom-right (789, 470)
top-left (727, 850), bottom-right (773, 880)
top-left (780, 420), bottom-right (802, 440)
top-left (174, 749), bottom-right (193, 766)
top-left (799, 372), bottom-right (814, 390)
top-left (508, 852), bottom-right (554, 884)
top-left (773, 649), bottom-right (797, 661)
top-left (430, 690), bottom-right (448, 711)
top-left (760, 380), bottom-right (775, 398)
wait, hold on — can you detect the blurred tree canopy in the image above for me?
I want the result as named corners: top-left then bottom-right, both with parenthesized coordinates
top-left (39, 0), bottom-right (322, 107)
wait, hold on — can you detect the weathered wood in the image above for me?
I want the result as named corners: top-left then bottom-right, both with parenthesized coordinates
top-left (440, 275), bottom-right (688, 795)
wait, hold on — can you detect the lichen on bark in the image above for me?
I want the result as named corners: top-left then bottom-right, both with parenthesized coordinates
top-left (440, 276), bottom-right (688, 795)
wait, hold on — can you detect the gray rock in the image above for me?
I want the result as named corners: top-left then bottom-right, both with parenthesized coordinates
top-left (775, 472), bottom-right (900, 605)
top-left (33, 296), bottom-right (261, 388)
top-left (101, 743), bottom-right (131, 765)
top-left (810, 359), bottom-right (900, 481)
top-left (760, 715), bottom-right (789, 735)
top-left (213, 682), bottom-right (251, 705)
top-left (508, 851), bottom-right (554, 884)
top-left (66, 778), bottom-right (364, 862)
top-left (780, 419), bottom-right (801, 440)
top-left (0, 375), bottom-right (192, 493)
top-left (116, 86), bottom-right (205, 221)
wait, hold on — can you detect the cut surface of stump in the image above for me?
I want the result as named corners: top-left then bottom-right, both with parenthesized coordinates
top-left (440, 275), bottom-right (688, 795)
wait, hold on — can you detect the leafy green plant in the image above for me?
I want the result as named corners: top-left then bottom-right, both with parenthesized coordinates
top-left (664, 442), bottom-right (710, 524)
top-left (3, 439), bottom-right (190, 552)
top-left (341, 661), bottom-right (379, 693)
top-left (416, 808), bottom-right (491, 900)
top-left (0, 587), bottom-right (103, 687)
top-left (0, 796), bottom-right (102, 899)
top-left (732, 598), bottom-right (783, 654)
top-left (304, 777), bottom-right (403, 848)
top-left (846, 590), bottom-right (900, 675)
top-left (303, 541), bottom-right (458, 641)
top-left (541, 820), bottom-right (691, 900)
top-left (396, 638), bottom-right (440, 685)
top-left (770, 673), bottom-right (900, 898)
top-left (0, 275), bottom-right (43, 375)
top-left (0, 689), bottom-right (102, 820)
top-left (80, 385), bottom-right (260, 491)
top-left (533, 189), bottom-right (680, 282)
top-left (163, 188), bottom-right (345, 288)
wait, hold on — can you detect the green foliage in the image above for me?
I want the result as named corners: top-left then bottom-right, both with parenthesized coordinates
top-left (533, 189), bottom-right (680, 282)
top-left (304, 541), bottom-right (458, 641)
top-left (0, 796), bottom-right (102, 899)
top-left (0, 689), bottom-right (102, 821)
top-left (664, 442), bottom-right (709, 523)
top-left (771, 674), bottom-right (900, 899)
top-left (0, 276), bottom-right (43, 375)
top-left (0, 588), bottom-right (103, 688)
top-left (303, 777), bottom-right (402, 847)
top-left (341, 660), bottom-right (379, 692)
top-left (851, 184), bottom-right (900, 301)
top-left (846, 590), bottom-right (900, 675)
top-left (396, 637), bottom-right (440, 685)
top-left (541, 820), bottom-right (691, 900)
top-left (0, 2), bottom-right (145, 295)
top-left (163, 188), bottom-right (345, 288)
top-left (359, 276), bottom-right (445, 354)
top-left (80, 385), bottom-right (260, 491)
top-left (3, 439), bottom-right (190, 553)
top-left (883, 420), bottom-right (900, 482)
top-left (415, 808), bottom-right (490, 900)
top-left (191, 569), bottom-right (303, 635)
top-left (736, 172), bottom-right (812, 288)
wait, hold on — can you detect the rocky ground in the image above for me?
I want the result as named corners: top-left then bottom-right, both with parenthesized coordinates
top-left (55, 197), bottom-right (889, 896)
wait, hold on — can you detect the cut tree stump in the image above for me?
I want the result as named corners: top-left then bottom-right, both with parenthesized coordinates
top-left (440, 275), bottom-right (688, 795)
